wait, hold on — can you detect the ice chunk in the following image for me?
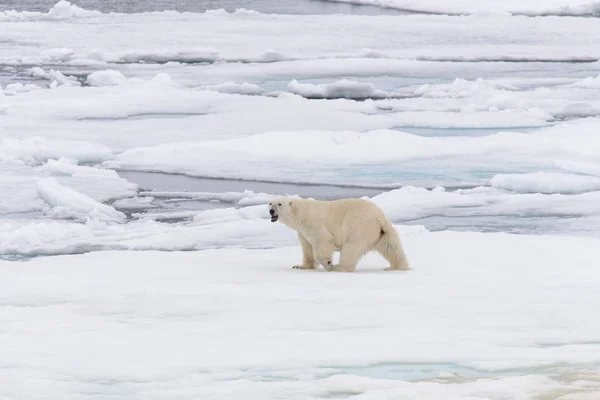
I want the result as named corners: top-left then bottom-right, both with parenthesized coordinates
top-left (46, 0), bottom-right (102, 19)
top-left (371, 186), bottom-right (485, 220)
top-left (86, 70), bottom-right (128, 87)
top-left (322, 0), bottom-right (600, 17)
top-left (110, 49), bottom-right (220, 64)
top-left (112, 196), bottom-right (156, 210)
top-left (0, 1), bottom-right (101, 21)
top-left (491, 172), bottom-right (600, 194)
top-left (141, 190), bottom-right (274, 206)
top-left (40, 158), bottom-right (119, 179)
top-left (206, 82), bottom-right (264, 96)
top-left (287, 79), bottom-right (388, 99)
top-left (2, 83), bottom-right (41, 96)
top-left (36, 178), bottom-right (126, 223)
top-left (40, 48), bottom-right (76, 63)
top-left (105, 122), bottom-right (600, 185)
top-left (30, 67), bottom-right (80, 87)
top-left (556, 160), bottom-right (600, 178)
top-left (0, 137), bottom-right (112, 165)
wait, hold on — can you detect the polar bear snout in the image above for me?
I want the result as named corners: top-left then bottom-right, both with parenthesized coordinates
top-left (268, 198), bottom-right (294, 223)
top-left (268, 201), bottom-right (281, 222)
top-left (269, 208), bottom-right (278, 222)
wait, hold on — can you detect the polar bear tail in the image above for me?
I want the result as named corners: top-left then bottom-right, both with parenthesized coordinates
top-left (374, 222), bottom-right (410, 270)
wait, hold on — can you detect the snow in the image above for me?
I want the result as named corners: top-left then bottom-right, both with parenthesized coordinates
top-left (36, 178), bottom-right (126, 223)
top-left (103, 122), bottom-right (600, 186)
top-left (0, 139), bottom-right (135, 216)
top-left (0, 167), bottom-right (135, 217)
top-left (143, 189), bottom-right (275, 206)
top-left (2, 231), bottom-right (600, 399)
top-left (85, 69), bottom-right (128, 87)
top-left (40, 157), bottom-right (117, 179)
top-left (2, 82), bottom-right (41, 96)
top-left (0, 137), bottom-right (112, 165)
top-left (324, 0), bottom-right (600, 16)
top-left (6, 71), bottom-right (600, 157)
top-left (371, 185), bottom-right (600, 223)
top-left (556, 160), bottom-right (600, 177)
top-left (0, 205), bottom-right (292, 256)
top-left (30, 66), bottom-right (80, 87)
top-left (287, 79), bottom-right (389, 99)
top-left (0, 0), bottom-right (101, 20)
top-left (2, 7), bottom-right (600, 66)
top-left (491, 172), bottom-right (600, 194)
top-left (206, 81), bottom-right (265, 95)
top-left (112, 196), bottom-right (156, 211)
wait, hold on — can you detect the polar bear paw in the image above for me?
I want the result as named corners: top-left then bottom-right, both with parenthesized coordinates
top-left (329, 264), bottom-right (355, 272)
top-left (292, 264), bottom-right (316, 270)
top-left (384, 265), bottom-right (411, 271)
top-left (322, 260), bottom-right (334, 271)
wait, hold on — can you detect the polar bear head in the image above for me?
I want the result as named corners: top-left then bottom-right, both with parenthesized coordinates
top-left (267, 197), bottom-right (295, 223)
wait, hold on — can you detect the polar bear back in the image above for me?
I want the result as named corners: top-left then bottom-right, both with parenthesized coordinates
top-left (287, 198), bottom-right (391, 248)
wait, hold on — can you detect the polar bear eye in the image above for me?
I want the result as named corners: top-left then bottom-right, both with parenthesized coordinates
top-left (278, 203), bottom-right (282, 206)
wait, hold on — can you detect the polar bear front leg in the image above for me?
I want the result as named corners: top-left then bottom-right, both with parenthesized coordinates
top-left (313, 243), bottom-right (336, 271)
top-left (293, 233), bottom-right (317, 270)
top-left (313, 233), bottom-right (336, 271)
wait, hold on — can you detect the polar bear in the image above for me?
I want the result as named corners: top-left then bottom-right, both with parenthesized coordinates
top-left (268, 196), bottom-right (410, 272)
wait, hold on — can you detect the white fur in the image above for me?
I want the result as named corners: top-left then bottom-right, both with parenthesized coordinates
top-left (268, 197), bottom-right (410, 272)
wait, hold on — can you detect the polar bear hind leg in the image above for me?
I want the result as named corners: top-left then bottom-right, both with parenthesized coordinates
top-left (375, 227), bottom-right (411, 271)
top-left (330, 239), bottom-right (371, 272)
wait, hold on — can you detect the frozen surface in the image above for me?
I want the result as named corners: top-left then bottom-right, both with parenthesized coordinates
top-left (0, 137), bottom-right (111, 164)
top-left (2, 1), bottom-right (600, 398)
top-left (0, 140), bottom-right (135, 216)
top-left (36, 177), bottom-right (126, 223)
top-left (1, 2), bottom-right (600, 231)
top-left (85, 69), bottom-right (128, 87)
top-left (2, 231), bottom-right (600, 399)
top-left (491, 172), bottom-right (600, 194)
top-left (2, 8), bottom-right (600, 237)
top-left (1, 4), bottom-right (600, 66)
top-left (288, 79), bottom-right (388, 99)
top-left (0, 0), bottom-right (409, 15)
top-left (324, 0), bottom-right (600, 16)
top-left (4, 188), bottom-right (600, 256)
top-left (105, 120), bottom-right (600, 187)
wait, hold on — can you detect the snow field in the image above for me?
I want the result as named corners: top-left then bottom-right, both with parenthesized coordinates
top-left (104, 122), bottom-right (600, 187)
top-left (1, 231), bottom-right (600, 399)
top-left (2, 4), bottom-right (600, 67)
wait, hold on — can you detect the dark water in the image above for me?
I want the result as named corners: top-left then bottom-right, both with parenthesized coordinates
top-left (116, 171), bottom-right (387, 223)
top-left (116, 171), bottom-right (594, 237)
top-left (119, 170), bottom-right (387, 199)
top-left (0, 0), bottom-right (407, 15)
